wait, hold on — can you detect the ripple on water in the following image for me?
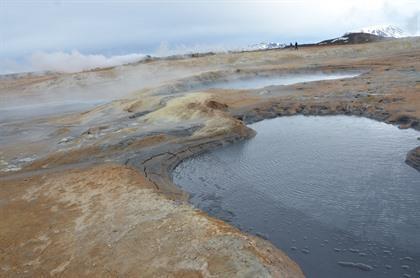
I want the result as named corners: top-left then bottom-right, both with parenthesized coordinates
top-left (173, 116), bottom-right (420, 278)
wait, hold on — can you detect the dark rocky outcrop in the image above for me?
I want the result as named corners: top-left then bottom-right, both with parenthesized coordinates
top-left (406, 146), bottom-right (420, 171)
top-left (318, 32), bottom-right (388, 46)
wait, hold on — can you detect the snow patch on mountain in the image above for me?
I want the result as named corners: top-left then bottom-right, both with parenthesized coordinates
top-left (248, 42), bottom-right (286, 50)
top-left (355, 25), bottom-right (410, 38)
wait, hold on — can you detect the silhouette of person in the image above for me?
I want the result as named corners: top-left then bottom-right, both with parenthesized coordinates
top-left (295, 42), bottom-right (298, 50)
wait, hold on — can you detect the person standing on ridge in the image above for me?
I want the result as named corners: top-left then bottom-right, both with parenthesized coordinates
top-left (295, 42), bottom-right (298, 50)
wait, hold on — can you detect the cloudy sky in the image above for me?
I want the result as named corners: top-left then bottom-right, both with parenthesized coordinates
top-left (1, 0), bottom-right (419, 73)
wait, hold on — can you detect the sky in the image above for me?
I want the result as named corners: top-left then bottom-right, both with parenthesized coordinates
top-left (1, 0), bottom-right (419, 73)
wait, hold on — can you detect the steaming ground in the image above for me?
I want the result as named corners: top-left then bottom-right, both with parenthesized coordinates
top-left (0, 37), bottom-right (419, 277)
top-left (0, 59), bottom-right (216, 122)
top-left (0, 51), bottom-right (148, 74)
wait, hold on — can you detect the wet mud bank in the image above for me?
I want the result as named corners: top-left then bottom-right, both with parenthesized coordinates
top-left (130, 122), bottom-right (256, 200)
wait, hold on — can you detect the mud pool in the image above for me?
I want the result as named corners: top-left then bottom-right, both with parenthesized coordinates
top-left (203, 72), bottom-right (361, 90)
top-left (173, 116), bottom-right (420, 278)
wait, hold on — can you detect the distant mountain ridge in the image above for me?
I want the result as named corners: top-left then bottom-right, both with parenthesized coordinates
top-left (353, 24), bottom-right (409, 38)
top-left (318, 32), bottom-right (386, 46)
top-left (317, 24), bottom-right (412, 46)
top-left (248, 25), bottom-right (411, 50)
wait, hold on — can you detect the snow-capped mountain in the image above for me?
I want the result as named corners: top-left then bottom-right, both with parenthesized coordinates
top-left (318, 32), bottom-right (384, 46)
top-left (356, 25), bottom-right (409, 38)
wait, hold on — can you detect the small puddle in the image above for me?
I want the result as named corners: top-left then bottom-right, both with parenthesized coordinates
top-left (173, 116), bottom-right (420, 278)
top-left (202, 72), bottom-right (361, 90)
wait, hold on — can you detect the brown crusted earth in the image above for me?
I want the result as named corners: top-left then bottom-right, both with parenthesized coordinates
top-left (1, 37), bottom-right (420, 277)
top-left (1, 164), bottom-right (301, 277)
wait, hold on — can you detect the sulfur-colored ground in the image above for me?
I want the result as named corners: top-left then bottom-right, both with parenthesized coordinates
top-left (1, 37), bottom-right (419, 277)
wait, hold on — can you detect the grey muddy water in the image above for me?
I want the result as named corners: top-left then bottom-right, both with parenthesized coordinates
top-left (173, 116), bottom-right (420, 278)
top-left (206, 72), bottom-right (361, 90)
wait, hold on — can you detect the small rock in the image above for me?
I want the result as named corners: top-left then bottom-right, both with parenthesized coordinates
top-left (58, 137), bottom-right (73, 144)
